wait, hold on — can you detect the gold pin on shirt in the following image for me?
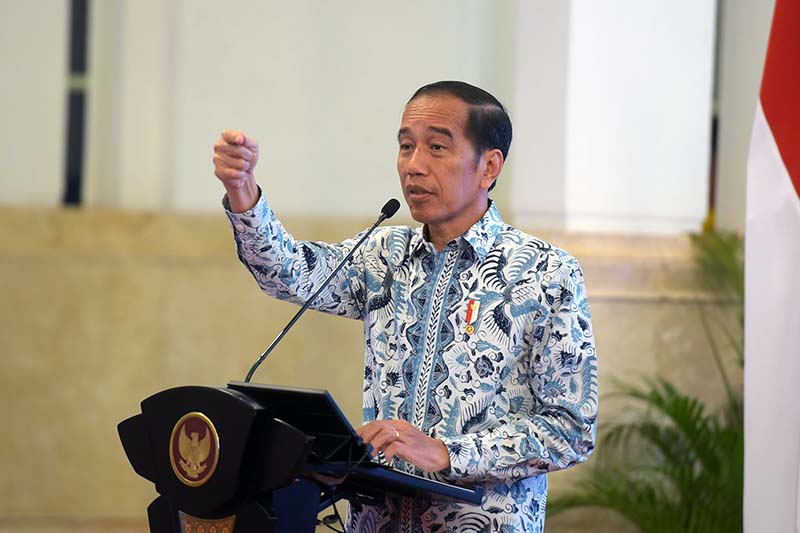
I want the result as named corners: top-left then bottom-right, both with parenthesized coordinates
top-left (464, 299), bottom-right (480, 335)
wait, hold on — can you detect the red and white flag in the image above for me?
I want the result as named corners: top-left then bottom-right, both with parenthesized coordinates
top-left (744, 0), bottom-right (800, 531)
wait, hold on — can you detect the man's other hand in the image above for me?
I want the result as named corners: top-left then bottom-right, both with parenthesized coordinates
top-left (357, 419), bottom-right (451, 473)
top-left (214, 129), bottom-right (260, 213)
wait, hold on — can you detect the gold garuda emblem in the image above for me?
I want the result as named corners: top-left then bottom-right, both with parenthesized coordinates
top-left (169, 412), bottom-right (220, 487)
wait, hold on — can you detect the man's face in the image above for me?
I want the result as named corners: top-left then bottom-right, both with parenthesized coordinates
top-left (397, 95), bottom-right (496, 235)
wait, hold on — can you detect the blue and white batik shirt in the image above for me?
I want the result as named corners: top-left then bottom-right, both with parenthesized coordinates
top-left (225, 194), bottom-right (598, 533)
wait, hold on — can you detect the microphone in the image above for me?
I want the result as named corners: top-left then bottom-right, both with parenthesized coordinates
top-left (244, 198), bottom-right (401, 383)
top-left (381, 198), bottom-right (400, 219)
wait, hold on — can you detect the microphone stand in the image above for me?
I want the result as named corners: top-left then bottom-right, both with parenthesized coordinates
top-left (244, 199), bottom-right (399, 383)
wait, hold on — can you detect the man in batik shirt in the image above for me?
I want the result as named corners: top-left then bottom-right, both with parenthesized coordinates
top-left (213, 81), bottom-right (597, 532)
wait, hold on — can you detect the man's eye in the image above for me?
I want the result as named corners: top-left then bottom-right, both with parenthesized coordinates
top-left (399, 143), bottom-right (413, 151)
top-left (431, 144), bottom-right (445, 151)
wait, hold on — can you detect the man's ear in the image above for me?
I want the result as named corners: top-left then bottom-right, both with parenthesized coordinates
top-left (480, 149), bottom-right (504, 190)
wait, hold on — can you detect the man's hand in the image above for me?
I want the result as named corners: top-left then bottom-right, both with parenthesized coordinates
top-left (213, 129), bottom-right (260, 213)
top-left (356, 419), bottom-right (450, 473)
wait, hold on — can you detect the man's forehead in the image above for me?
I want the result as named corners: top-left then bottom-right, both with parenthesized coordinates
top-left (399, 94), bottom-right (469, 134)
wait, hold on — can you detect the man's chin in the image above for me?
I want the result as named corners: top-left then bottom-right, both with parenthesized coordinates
top-left (407, 205), bottom-right (433, 225)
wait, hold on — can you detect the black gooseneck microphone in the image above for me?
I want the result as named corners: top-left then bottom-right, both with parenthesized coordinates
top-left (244, 198), bottom-right (401, 383)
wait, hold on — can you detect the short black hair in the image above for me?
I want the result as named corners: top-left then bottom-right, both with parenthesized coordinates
top-left (408, 81), bottom-right (512, 191)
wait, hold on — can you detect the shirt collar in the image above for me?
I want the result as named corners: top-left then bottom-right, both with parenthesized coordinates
top-left (409, 200), bottom-right (505, 259)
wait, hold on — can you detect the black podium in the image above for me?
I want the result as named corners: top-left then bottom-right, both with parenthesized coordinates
top-left (118, 381), bottom-right (483, 532)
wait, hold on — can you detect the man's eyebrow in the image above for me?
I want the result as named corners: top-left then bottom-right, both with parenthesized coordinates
top-left (428, 126), bottom-right (454, 140)
top-left (397, 126), bottom-right (456, 142)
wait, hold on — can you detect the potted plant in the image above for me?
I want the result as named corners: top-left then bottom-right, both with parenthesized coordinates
top-left (548, 231), bottom-right (744, 533)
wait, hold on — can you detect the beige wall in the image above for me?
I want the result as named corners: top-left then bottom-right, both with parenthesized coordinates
top-left (0, 206), bottom-right (738, 532)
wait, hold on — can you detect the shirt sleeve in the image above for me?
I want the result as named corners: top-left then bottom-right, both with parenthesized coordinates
top-left (438, 256), bottom-right (598, 484)
top-left (223, 191), bottom-right (367, 319)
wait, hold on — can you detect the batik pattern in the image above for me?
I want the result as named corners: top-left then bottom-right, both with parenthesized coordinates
top-left (226, 195), bottom-right (598, 533)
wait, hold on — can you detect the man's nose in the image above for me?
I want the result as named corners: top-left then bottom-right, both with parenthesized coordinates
top-left (405, 148), bottom-right (427, 176)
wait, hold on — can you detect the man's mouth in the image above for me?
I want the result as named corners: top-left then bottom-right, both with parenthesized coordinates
top-left (406, 185), bottom-right (433, 199)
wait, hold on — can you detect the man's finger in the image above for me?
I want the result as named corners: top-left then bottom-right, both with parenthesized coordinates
top-left (367, 429), bottom-right (393, 452)
top-left (383, 441), bottom-right (402, 462)
top-left (221, 129), bottom-right (245, 145)
top-left (214, 152), bottom-right (249, 171)
top-left (215, 143), bottom-right (255, 161)
top-left (359, 423), bottom-right (399, 452)
top-left (240, 132), bottom-right (259, 149)
top-left (356, 421), bottom-right (376, 439)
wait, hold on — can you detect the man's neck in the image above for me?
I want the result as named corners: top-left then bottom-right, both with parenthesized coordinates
top-left (425, 202), bottom-right (491, 252)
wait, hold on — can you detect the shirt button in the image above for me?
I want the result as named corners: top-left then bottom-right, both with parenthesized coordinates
top-left (235, 223), bottom-right (245, 232)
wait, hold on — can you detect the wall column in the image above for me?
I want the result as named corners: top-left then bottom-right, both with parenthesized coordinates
top-left (511, 0), bottom-right (717, 234)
